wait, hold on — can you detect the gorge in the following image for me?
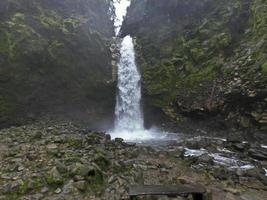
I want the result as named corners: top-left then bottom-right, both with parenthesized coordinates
top-left (0, 0), bottom-right (266, 199)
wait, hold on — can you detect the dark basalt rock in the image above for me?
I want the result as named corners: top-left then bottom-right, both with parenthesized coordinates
top-left (249, 149), bottom-right (267, 161)
top-left (0, 0), bottom-right (116, 129)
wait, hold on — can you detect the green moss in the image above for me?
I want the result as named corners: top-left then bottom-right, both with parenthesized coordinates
top-left (47, 40), bottom-right (64, 58)
top-left (94, 154), bottom-right (110, 171)
top-left (0, 12), bottom-right (38, 59)
top-left (66, 137), bottom-right (82, 148)
top-left (250, 0), bottom-right (267, 38)
top-left (45, 173), bottom-right (64, 187)
top-left (182, 65), bottom-right (216, 88)
top-left (262, 62), bottom-right (267, 73)
top-left (36, 9), bottom-right (84, 35)
top-left (223, 67), bottom-right (233, 76)
top-left (87, 171), bottom-right (105, 193)
top-left (17, 180), bottom-right (30, 195)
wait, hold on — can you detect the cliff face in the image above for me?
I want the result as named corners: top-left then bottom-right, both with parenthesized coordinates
top-left (122, 0), bottom-right (267, 132)
top-left (0, 0), bottom-right (116, 129)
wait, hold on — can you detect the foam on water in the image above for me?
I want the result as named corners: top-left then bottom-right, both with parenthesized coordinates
top-left (184, 148), bottom-right (207, 157)
top-left (184, 148), bottom-right (255, 170)
top-left (111, 129), bottom-right (167, 142)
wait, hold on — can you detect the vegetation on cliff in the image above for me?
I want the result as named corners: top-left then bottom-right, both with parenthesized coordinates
top-left (0, 0), bottom-right (115, 128)
top-left (122, 0), bottom-right (267, 131)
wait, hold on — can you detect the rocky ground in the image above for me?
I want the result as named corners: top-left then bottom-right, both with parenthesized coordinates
top-left (0, 122), bottom-right (267, 200)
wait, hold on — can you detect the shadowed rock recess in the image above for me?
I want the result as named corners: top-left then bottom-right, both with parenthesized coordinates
top-left (121, 0), bottom-right (267, 135)
top-left (0, 0), bottom-right (116, 129)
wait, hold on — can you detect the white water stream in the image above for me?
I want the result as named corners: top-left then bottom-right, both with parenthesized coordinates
top-left (110, 0), bottom-right (165, 141)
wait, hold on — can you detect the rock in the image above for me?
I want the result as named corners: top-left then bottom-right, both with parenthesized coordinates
top-left (41, 187), bottom-right (49, 193)
top-left (46, 144), bottom-right (59, 156)
top-left (27, 179), bottom-right (36, 190)
top-left (105, 134), bottom-right (111, 141)
top-left (227, 132), bottom-right (244, 143)
top-left (73, 181), bottom-right (87, 191)
top-left (114, 138), bottom-right (124, 144)
top-left (55, 161), bottom-right (68, 174)
top-left (46, 144), bottom-right (58, 150)
top-left (17, 166), bottom-right (25, 172)
top-left (248, 149), bottom-right (267, 161)
top-left (94, 154), bottom-right (110, 170)
top-left (241, 190), bottom-right (267, 200)
top-left (73, 175), bottom-right (85, 181)
top-left (198, 154), bottom-right (213, 164)
top-left (46, 167), bottom-right (64, 185)
top-left (203, 191), bottom-right (213, 200)
top-left (70, 163), bottom-right (96, 177)
top-left (2, 181), bottom-right (20, 193)
top-left (231, 142), bottom-right (250, 151)
top-left (62, 180), bottom-right (78, 194)
top-left (176, 177), bottom-right (187, 184)
top-left (185, 140), bottom-right (200, 149)
top-left (54, 188), bottom-right (62, 194)
top-left (240, 116), bottom-right (251, 128)
top-left (211, 167), bottom-right (229, 180)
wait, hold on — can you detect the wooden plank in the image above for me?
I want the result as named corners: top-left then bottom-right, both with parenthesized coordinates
top-left (129, 184), bottom-right (206, 196)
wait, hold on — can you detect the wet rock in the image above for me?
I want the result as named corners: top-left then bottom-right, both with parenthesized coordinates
top-left (240, 116), bottom-right (251, 128)
top-left (248, 149), bottom-right (267, 161)
top-left (227, 132), bottom-right (244, 143)
top-left (231, 142), bottom-right (250, 151)
top-left (185, 140), bottom-right (200, 149)
top-left (198, 154), bottom-right (214, 165)
top-left (259, 175), bottom-right (267, 186)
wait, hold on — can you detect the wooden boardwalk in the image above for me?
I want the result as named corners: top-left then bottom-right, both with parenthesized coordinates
top-left (129, 184), bottom-right (206, 200)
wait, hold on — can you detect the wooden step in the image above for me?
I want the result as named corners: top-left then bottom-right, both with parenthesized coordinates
top-left (128, 184), bottom-right (206, 200)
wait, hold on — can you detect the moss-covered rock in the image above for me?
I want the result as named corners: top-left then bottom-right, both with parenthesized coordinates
top-left (122, 0), bottom-right (267, 130)
top-left (0, 0), bottom-right (116, 129)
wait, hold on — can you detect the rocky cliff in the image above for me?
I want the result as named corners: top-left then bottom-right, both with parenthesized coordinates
top-left (0, 0), bottom-right (116, 129)
top-left (121, 0), bottom-right (267, 134)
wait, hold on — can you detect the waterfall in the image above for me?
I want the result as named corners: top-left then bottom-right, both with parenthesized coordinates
top-left (110, 0), bottom-right (165, 141)
top-left (115, 35), bottom-right (144, 132)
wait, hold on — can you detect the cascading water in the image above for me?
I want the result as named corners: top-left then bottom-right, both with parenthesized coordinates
top-left (112, 0), bottom-right (144, 140)
top-left (115, 35), bottom-right (144, 133)
top-left (110, 0), bottom-right (166, 141)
